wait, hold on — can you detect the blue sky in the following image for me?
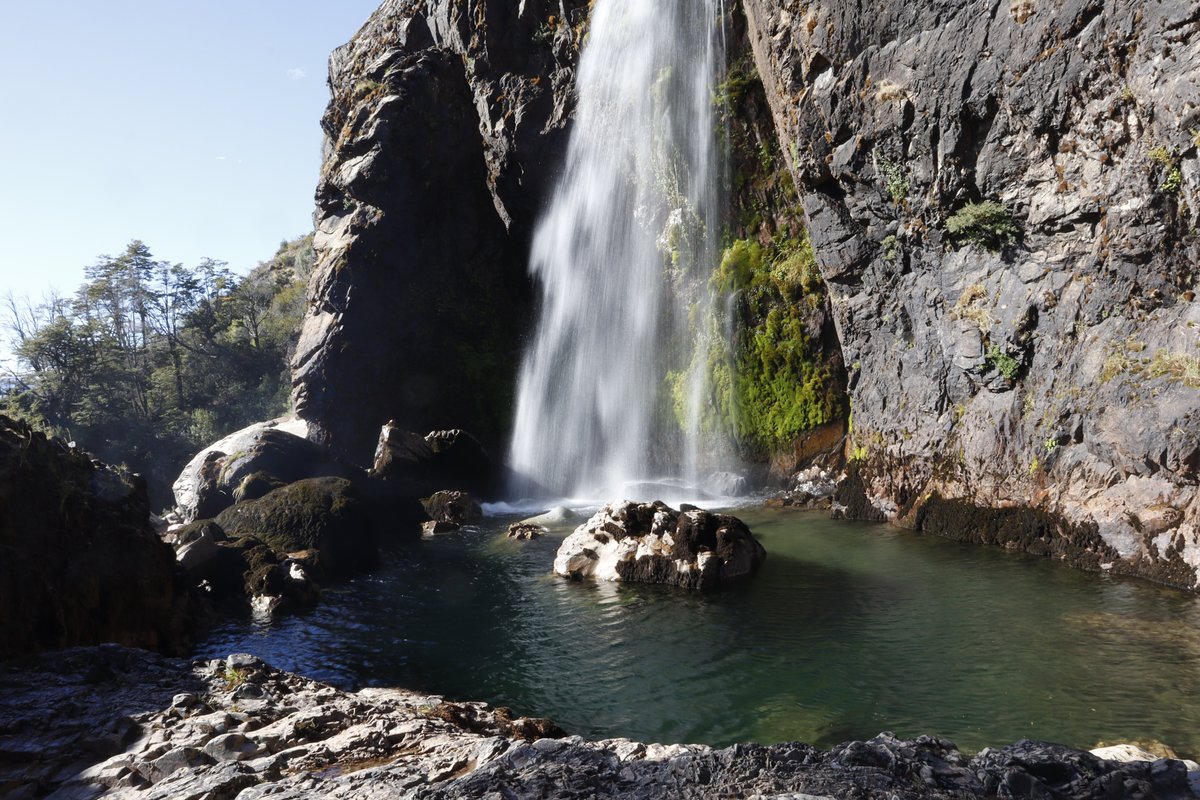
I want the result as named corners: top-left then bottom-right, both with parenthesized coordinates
top-left (0, 1), bottom-right (381, 305)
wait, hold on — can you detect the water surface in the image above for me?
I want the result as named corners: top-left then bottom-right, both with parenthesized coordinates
top-left (200, 507), bottom-right (1200, 756)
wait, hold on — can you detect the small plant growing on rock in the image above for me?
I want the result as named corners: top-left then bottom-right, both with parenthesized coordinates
top-left (877, 158), bottom-right (908, 205)
top-left (985, 344), bottom-right (1020, 381)
top-left (1148, 146), bottom-right (1183, 193)
top-left (950, 284), bottom-right (991, 330)
top-left (1162, 167), bottom-right (1183, 194)
top-left (221, 667), bottom-right (248, 691)
top-left (946, 201), bottom-right (1019, 251)
top-left (882, 234), bottom-right (899, 262)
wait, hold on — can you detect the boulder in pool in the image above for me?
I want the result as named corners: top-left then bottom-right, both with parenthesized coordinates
top-left (553, 501), bottom-right (765, 590)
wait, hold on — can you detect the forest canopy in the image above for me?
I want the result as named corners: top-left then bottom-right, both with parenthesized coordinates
top-left (2, 235), bottom-right (314, 506)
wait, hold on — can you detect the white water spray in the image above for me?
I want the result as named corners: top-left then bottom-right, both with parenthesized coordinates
top-left (509, 0), bottom-right (727, 500)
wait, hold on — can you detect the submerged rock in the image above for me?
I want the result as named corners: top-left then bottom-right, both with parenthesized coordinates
top-left (520, 505), bottom-right (580, 528)
top-left (506, 522), bottom-right (546, 540)
top-left (703, 471), bottom-right (749, 497)
top-left (553, 501), bottom-right (766, 590)
top-left (422, 520), bottom-right (460, 536)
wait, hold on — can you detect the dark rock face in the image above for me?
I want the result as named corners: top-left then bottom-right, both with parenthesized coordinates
top-left (214, 477), bottom-right (377, 580)
top-left (0, 415), bottom-right (191, 657)
top-left (372, 423), bottom-right (504, 499)
top-left (4, 646), bottom-right (1194, 800)
top-left (421, 489), bottom-right (482, 524)
top-left (554, 501), bottom-right (766, 590)
top-left (741, 0), bottom-right (1200, 587)
top-left (292, 0), bottom-right (590, 462)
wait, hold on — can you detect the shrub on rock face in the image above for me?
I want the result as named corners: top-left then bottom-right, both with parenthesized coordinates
top-left (214, 477), bottom-right (376, 580)
top-left (945, 201), bottom-right (1019, 251)
top-left (553, 501), bottom-right (766, 590)
top-left (0, 415), bottom-right (191, 657)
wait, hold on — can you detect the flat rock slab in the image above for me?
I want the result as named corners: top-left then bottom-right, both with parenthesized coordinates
top-left (1, 646), bottom-right (1195, 799)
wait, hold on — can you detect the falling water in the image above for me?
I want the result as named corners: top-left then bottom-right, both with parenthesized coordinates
top-left (509, 0), bottom-right (727, 500)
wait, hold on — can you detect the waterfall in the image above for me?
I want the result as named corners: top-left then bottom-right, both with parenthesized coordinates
top-left (509, 0), bottom-right (727, 500)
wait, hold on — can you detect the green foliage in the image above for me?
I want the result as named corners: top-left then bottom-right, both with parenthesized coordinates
top-left (946, 201), bottom-right (1019, 251)
top-left (881, 235), bottom-right (899, 262)
top-left (2, 235), bottom-right (314, 506)
top-left (985, 344), bottom-right (1021, 381)
top-left (712, 67), bottom-right (754, 110)
top-left (711, 239), bottom-right (762, 294)
top-left (1148, 146), bottom-right (1173, 166)
top-left (877, 158), bottom-right (908, 205)
top-left (1161, 167), bottom-right (1182, 194)
top-left (1147, 146), bottom-right (1183, 193)
top-left (712, 234), bottom-right (820, 300)
top-left (737, 306), bottom-right (841, 445)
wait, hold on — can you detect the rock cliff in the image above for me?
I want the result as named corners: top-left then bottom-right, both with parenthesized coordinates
top-left (741, 0), bottom-right (1200, 587)
top-left (292, 0), bottom-right (589, 462)
top-left (296, 0), bottom-right (1200, 589)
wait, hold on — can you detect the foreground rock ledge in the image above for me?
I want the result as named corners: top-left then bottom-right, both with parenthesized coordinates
top-left (2, 646), bottom-right (1197, 799)
top-left (554, 501), bottom-right (767, 590)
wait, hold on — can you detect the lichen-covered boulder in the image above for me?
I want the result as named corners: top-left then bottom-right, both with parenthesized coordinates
top-left (553, 501), bottom-right (766, 590)
top-left (172, 418), bottom-right (353, 523)
top-left (214, 477), bottom-right (376, 580)
top-left (0, 415), bottom-right (191, 657)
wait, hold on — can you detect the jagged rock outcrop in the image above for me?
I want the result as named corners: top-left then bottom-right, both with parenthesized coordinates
top-left (292, 0), bottom-right (590, 462)
top-left (3, 646), bottom-right (1196, 799)
top-left (741, 0), bottom-right (1200, 587)
top-left (0, 416), bottom-right (191, 657)
top-left (554, 501), bottom-right (767, 589)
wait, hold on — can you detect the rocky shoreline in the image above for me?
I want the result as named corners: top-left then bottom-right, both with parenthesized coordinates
top-left (2, 645), bottom-right (1197, 800)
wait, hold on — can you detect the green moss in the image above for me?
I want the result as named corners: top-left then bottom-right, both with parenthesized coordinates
top-left (731, 306), bottom-right (843, 450)
top-left (711, 239), bottom-right (762, 294)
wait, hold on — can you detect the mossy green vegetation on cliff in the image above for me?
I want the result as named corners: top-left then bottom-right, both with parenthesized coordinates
top-left (706, 233), bottom-right (843, 453)
top-left (696, 24), bottom-right (847, 462)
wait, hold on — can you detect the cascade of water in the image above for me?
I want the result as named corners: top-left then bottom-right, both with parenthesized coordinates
top-left (508, 0), bottom-right (727, 500)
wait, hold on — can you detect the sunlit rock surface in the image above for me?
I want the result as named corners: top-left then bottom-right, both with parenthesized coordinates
top-left (740, 0), bottom-right (1200, 588)
top-left (3, 645), bottom-right (1196, 799)
top-left (292, 0), bottom-right (590, 462)
top-left (554, 501), bottom-right (766, 590)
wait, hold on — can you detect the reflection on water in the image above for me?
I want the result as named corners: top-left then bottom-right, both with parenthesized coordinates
top-left (199, 507), bottom-right (1200, 756)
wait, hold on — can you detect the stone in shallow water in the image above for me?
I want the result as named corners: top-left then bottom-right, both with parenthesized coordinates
top-left (506, 523), bottom-right (546, 540)
top-left (552, 501), bottom-right (766, 590)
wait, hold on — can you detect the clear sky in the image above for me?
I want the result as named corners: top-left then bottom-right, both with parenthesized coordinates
top-left (0, 0), bottom-right (381, 306)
